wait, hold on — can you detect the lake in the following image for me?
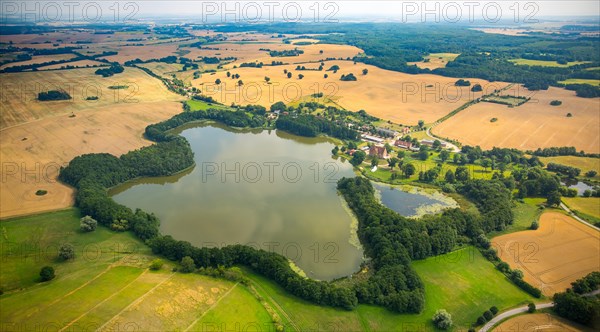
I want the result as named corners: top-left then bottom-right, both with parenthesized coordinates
top-left (372, 182), bottom-right (458, 218)
top-left (111, 123), bottom-right (363, 280)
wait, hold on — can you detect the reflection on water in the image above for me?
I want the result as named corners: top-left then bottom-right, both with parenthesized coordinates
top-left (562, 179), bottom-right (597, 196)
top-left (112, 123), bottom-right (364, 280)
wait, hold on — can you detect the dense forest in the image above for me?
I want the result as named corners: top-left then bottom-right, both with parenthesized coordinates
top-left (275, 114), bottom-right (359, 140)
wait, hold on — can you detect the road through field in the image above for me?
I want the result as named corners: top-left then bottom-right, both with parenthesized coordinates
top-left (480, 290), bottom-right (600, 332)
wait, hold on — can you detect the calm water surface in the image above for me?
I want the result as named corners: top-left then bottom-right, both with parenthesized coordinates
top-left (112, 123), bottom-right (364, 280)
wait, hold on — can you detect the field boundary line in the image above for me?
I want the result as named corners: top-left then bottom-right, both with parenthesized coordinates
top-left (58, 269), bottom-right (151, 332)
top-left (95, 272), bottom-right (175, 332)
top-left (182, 282), bottom-right (239, 332)
top-left (23, 254), bottom-right (132, 318)
top-left (250, 280), bottom-right (300, 332)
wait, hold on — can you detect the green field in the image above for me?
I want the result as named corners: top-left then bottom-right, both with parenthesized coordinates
top-left (562, 197), bottom-right (600, 224)
top-left (242, 247), bottom-right (533, 331)
top-left (1, 209), bottom-right (535, 331)
top-left (509, 59), bottom-right (590, 67)
top-left (0, 209), bottom-right (270, 332)
top-left (539, 155), bottom-right (600, 181)
top-left (558, 78), bottom-right (600, 86)
top-left (186, 99), bottom-right (230, 111)
top-left (490, 197), bottom-right (547, 238)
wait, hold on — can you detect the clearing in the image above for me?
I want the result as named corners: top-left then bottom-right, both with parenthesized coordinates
top-left (509, 59), bottom-right (591, 67)
top-left (408, 53), bottom-right (460, 70)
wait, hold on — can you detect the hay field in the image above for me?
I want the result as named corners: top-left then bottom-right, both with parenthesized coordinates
top-left (0, 100), bottom-right (183, 219)
top-left (493, 313), bottom-right (594, 332)
top-left (193, 60), bottom-right (497, 125)
top-left (433, 86), bottom-right (600, 153)
top-left (0, 66), bottom-right (182, 129)
top-left (408, 52), bottom-right (460, 70)
top-left (0, 54), bottom-right (76, 70)
top-left (492, 212), bottom-right (600, 296)
top-left (99, 42), bottom-right (185, 63)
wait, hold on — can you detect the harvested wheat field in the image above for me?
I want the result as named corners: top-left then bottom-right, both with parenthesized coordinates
top-left (193, 60), bottom-right (498, 125)
top-left (99, 41), bottom-right (187, 63)
top-left (492, 211), bottom-right (600, 296)
top-left (433, 86), bottom-right (600, 153)
top-left (0, 66), bottom-right (183, 129)
top-left (493, 312), bottom-right (594, 332)
top-left (0, 101), bottom-right (183, 219)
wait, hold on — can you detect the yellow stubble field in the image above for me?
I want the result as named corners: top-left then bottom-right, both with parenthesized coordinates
top-left (492, 212), bottom-right (600, 296)
top-left (0, 66), bottom-right (183, 129)
top-left (433, 85), bottom-right (600, 153)
top-left (193, 60), bottom-right (498, 125)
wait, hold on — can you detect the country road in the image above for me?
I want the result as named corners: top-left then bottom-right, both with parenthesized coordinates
top-left (560, 202), bottom-right (600, 231)
top-left (425, 126), bottom-right (461, 152)
top-left (479, 303), bottom-right (553, 332)
top-left (479, 290), bottom-right (600, 332)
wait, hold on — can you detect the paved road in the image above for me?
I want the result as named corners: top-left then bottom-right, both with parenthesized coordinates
top-left (560, 202), bottom-right (600, 231)
top-left (479, 303), bottom-right (553, 332)
top-left (425, 125), bottom-right (461, 152)
top-left (480, 290), bottom-right (600, 332)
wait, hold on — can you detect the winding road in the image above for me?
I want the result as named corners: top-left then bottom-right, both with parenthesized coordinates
top-left (425, 125), bottom-right (461, 153)
top-left (479, 290), bottom-right (600, 332)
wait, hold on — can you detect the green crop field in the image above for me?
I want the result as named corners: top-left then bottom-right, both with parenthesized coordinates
top-left (241, 246), bottom-right (533, 331)
top-left (186, 99), bottom-right (230, 111)
top-left (509, 59), bottom-right (591, 67)
top-left (558, 79), bottom-right (600, 86)
top-left (0, 209), bottom-right (268, 332)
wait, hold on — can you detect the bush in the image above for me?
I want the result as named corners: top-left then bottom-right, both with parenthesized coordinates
top-left (528, 302), bottom-right (536, 313)
top-left (530, 221), bottom-right (539, 230)
top-left (483, 310), bottom-right (493, 321)
top-left (585, 170), bottom-right (598, 178)
top-left (39, 266), bottom-right (55, 282)
top-left (80, 215), bottom-right (98, 232)
top-left (490, 306), bottom-right (498, 315)
top-left (58, 243), bottom-right (75, 260)
top-left (476, 316), bottom-right (487, 325)
top-left (180, 256), bottom-right (195, 273)
top-left (471, 84), bottom-right (483, 92)
top-left (149, 259), bottom-right (164, 271)
top-left (35, 190), bottom-right (47, 196)
top-left (432, 309), bottom-right (453, 330)
top-left (550, 100), bottom-right (562, 106)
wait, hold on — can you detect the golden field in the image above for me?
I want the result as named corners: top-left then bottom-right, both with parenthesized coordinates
top-left (492, 212), bottom-right (600, 296)
top-left (433, 86), bottom-right (600, 153)
top-left (193, 60), bottom-right (498, 125)
top-left (0, 67), bottom-right (182, 129)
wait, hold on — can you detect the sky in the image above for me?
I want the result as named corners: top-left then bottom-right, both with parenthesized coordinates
top-left (1, 1), bottom-right (599, 24)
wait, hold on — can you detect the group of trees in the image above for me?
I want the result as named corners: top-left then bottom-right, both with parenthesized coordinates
top-left (337, 176), bottom-right (520, 312)
top-left (94, 63), bottom-right (124, 77)
top-left (275, 114), bottom-right (359, 140)
top-left (530, 146), bottom-right (599, 158)
top-left (546, 162), bottom-right (581, 178)
top-left (475, 306), bottom-right (499, 326)
top-left (38, 90), bottom-right (71, 101)
top-left (269, 49), bottom-right (304, 57)
top-left (553, 272), bottom-right (600, 325)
